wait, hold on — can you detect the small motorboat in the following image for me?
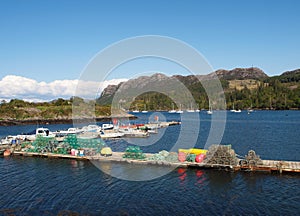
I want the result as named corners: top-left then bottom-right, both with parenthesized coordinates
top-left (100, 130), bottom-right (124, 139)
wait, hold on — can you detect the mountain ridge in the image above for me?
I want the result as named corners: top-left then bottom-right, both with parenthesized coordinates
top-left (99, 67), bottom-right (269, 103)
top-left (97, 67), bottom-right (300, 110)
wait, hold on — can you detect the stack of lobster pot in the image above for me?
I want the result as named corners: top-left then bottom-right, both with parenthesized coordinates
top-left (204, 144), bottom-right (238, 166)
top-left (240, 150), bottom-right (263, 166)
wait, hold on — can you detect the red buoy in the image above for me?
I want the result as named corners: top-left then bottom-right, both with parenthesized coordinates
top-left (195, 154), bottom-right (205, 163)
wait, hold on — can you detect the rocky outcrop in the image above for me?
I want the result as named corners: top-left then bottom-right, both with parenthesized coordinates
top-left (214, 67), bottom-right (268, 80)
top-left (281, 69), bottom-right (300, 76)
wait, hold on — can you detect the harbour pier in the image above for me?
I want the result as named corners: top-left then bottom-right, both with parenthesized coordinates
top-left (11, 150), bottom-right (300, 174)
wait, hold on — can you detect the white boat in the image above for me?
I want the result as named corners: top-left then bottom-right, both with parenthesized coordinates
top-left (141, 104), bottom-right (148, 113)
top-left (247, 104), bottom-right (254, 113)
top-left (145, 123), bottom-right (161, 130)
top-left (147, 129), bottom-right (158, 134)
top-left (186, 103), bottom-right (195, 112)
top-left (25, 128), bottom-right (56, 141)
top-left (176, 104), bottom-right (183, 113)
top-left (230, 103), bottom-right (235, 112)
top-left (0, 135), bottom-right (18, 145)
top-left (53, 127), bottom-right (84, 141)
top-left (132, 105), bottom-right (139, 113)
top-left (230, 108), bottom-right (242, 113)
top-left (81, 125), bottom-right (101, 133)
top-left (186, 109), bottom-right (195, 113)
top-left (168, 103), bottom-right (176, 113)
top-left (207, 110), bottom-right (213, 115)
top-left (54, 127), bottom-right (84, 135)
top-left (100, 130), bottom-right (124, 139)
top-left (230, 103), bottom-right (241, 113)
top-left (247, 103), bottom-right (254, 113)
top-left (207, 101), bottom-right (213, 115)
top-left (118, 128), bottom-right (149, 138)
top-left (102, 123), bottom-right (114, 130)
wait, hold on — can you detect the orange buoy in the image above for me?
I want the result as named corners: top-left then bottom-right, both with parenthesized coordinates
top-left (3, 149), bottom-right (11, 157)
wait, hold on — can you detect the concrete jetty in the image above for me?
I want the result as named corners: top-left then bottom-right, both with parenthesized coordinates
top-left (11, 151), bottom-right (300, 174)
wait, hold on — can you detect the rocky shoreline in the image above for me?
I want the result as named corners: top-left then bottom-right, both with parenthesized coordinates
top-left (0, 114), bottom-right (137, 126)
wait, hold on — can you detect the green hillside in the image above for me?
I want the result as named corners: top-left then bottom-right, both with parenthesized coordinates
top-left (0, 97), bottom-right (112, 121)
top-left (97, 68), bottom-right (300, 110)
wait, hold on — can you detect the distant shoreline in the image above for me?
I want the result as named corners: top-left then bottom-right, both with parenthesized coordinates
top-left (0, 114), bottom-right (137, 126)
top-left (1, 109), bottom-right (299, 126)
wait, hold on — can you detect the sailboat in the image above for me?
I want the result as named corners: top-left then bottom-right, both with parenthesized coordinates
top-left (247, 103), bottom-right (254, 113)
top-left (230, 103), bottom-right (241, 113)
top-left (132, 105), bottom-right (139, 113)
top-left (207, 101), bottom-right (213, 115)
top-left (186, 103), bottom-right (195, 112)
top-left (141, 104), bottom-right (148, 113)
top-left (168, 103), bottom-right (176, 113)
top-left (176, 104), bottom-right (183, 113)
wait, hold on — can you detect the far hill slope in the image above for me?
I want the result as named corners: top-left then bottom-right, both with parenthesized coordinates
top-left (96, 67), bottom-right (300, 110)
top-left (273, 69), bottom-right (300, 83)
top-left (97, 67), bottom-right (268, 106)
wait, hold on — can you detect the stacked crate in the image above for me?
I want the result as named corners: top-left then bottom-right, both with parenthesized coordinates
top-left (240, 150), bottom-right (263, 166)
top-left (204, 144), bottom-right (238, 166)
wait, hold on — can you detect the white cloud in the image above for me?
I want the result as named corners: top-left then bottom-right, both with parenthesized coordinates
top-left (0, 75), bottom-right (127, 102)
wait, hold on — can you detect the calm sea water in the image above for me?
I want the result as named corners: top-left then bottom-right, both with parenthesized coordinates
top-left (0, 111), bottom-right (299, 215)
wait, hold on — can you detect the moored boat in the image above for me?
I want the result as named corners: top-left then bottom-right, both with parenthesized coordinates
top-left (0, 135), bottom-right (18, 145)
top-left (102, 124), bottom-right (114, 130)
top-left (25, 128), bottom-right (55, 141)
top-left (54, 127), bottom-right (84, 135)
top-left (207, 101), bottom-right (213, 114)
top-left (81, 125), bottom-right (101, 133)
top-left (100, 130), bottom-right (124, 139)
top-left (118, 128), bottom-right (149, 138)
top-left (141, 104), bottom-right (148, 113)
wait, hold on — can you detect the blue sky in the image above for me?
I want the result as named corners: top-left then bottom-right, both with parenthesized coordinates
top-left (0, 0), bottom-right (300, 100)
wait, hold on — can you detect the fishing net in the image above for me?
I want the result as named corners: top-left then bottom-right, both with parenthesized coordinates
top-left (25, 134), bottom-right (106, 155)
top-left (27, 136), bottom-right (58, 153)
top-left (186, 154), bottom-right (196, 162)
top-left (147, 150), bottom-right (179, 163)
top-left (123, 146), bottom-right (146, 160)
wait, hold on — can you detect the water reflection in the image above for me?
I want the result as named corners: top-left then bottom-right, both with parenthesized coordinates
top-left (93, 161), bottom-right (176, 181)
top-left (177, 168), bottom-right (187, 182)
top-left (176, 168), bottom-right (207, 187)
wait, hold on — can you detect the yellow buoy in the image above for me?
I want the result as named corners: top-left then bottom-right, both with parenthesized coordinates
top-left (101, 147), bottom-right (112, 157)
